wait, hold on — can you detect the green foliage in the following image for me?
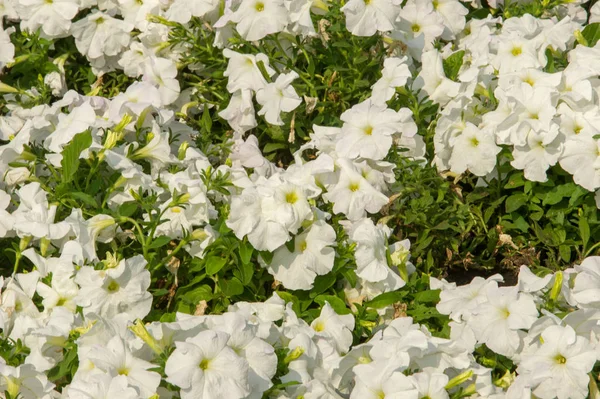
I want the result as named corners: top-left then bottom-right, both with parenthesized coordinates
top-left (581, 22), bottom-right (600, 47)
top-left (443, 50), bottom-right (465, 82)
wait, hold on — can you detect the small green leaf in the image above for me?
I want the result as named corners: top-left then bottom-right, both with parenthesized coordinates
top-left (239, 240), bottom-right (254, 264)
top-left (365, 291), bottom-right (407, 309)
top-left (68, 191), bottom-right (98, 207)
top-left (581, 23), bottom-right (600, 47)
top-left (205, 255), bottom-right (227, 275)
top-left (543, 183), bottom-right (575, 206)
top-left (309, 273), bottom-right (337, 298)
top-left (219, 277), bottom-right (244, 296)
top-left (414, 289), bottom-right (440, 303)
top-left (559, 245), bottom-right (571, 262)
top-left (148, 236), bottom-right (172, 249)
top-left (118, 202), bottom-right (138, 217)
top-left (442, 50), bottom-right (465, 82)
top-left (61, 130), bottom-right (92, 183)
top-left (504, 172), bottom-right (525, 189)
top-left (505, 193), bottom-right (528, 213)
top-left (580, 217), bottom-right (590, 250)
top-left (201, 107), bottom-right (212, 133)
top-left (314, 295), bottom-right (351, 315)
top-left (234, 261), bottom-right (254, 285)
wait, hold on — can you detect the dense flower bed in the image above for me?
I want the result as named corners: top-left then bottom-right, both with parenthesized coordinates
top-left (2, 0), bottom-right (600, 398)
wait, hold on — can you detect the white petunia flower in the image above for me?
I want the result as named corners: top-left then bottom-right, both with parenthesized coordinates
top-left (165, 329), bottom-right (251, 399)
top-left (230, 0), bottom-right (288, 41)
top-left (323, 158), bottom-right (388, 221)
top-left (519, 325), bottom-right (596, 399)
top-left (18, 0), bottom-right (79, 38)
top-left (71, 12), bottom-right (133, 62)
top-left (448, 122), bottom-right (501, 177)
top-left (266, 220), bottom-right (336, 290)
top-left (86, 335), bottom-right (161, 398)
top-left (74, 255), bottom-right (152, 320)
top-left (335, 98), bottom-right (412, 161)
top-left (371, 57), bottom-right (411, 105)
top-left (340, 0), bottom-right (398, 37)
top-left (256, 71), bottom-right (302, 126)
top-left (470, 283), bottom-right (538, 358)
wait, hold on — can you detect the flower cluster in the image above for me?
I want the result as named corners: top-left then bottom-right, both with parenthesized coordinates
top-left (2, 0), bottom-right (600, 397)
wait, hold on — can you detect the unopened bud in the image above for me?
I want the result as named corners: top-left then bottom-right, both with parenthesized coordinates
top-left (445, 370), bottom-right (473, 390)
top-left (284, 347), bottom-right (305, 364)
top-left (19, 236), bottom-right (32, 252)
top-left (575, 30), bottom-right (589, 47)
top-left (178, 141), bottom-right (189, 160)
top-left (0, 82), bottom-right (20, 94)
top-left (129, 319), bottom-right (164, 355)
top-left (549, 271), bottom-right (563, 302)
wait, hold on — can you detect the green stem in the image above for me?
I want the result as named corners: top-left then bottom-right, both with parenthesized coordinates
top-left (12, 252), bottom-right (22, 276)
top-left (154, 237), bottom-right (190, 271)
top-left (118, 216), bottom-right (149, 258)
top-left (585, 241), bottom-right (600, 257)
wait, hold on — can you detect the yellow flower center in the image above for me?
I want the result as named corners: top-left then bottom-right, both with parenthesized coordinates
top-left (106, 280), bottom-right (120, 293)
top-left (554, 354), bottom-right (567, 364)
top-left (412, 24), bottom-right (421, 33)
top-left (313, 321), bottom-right (325, 332)
top-left (285, 191), bottom-right (299, 204)
top-left (364, 125), bottom-right (373, 136)
top-left (349, 182), bottom-right (360, 192)
top-left (470, 137), bottom-right (480, 147)
top-left (255, 1), bottom-right (264, 11)
top-left (199, 359), bottom-right (211, 370)
top-left (511, 46), bottom-right (522, 56)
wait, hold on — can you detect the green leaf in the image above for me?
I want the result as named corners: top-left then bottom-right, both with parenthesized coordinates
top-left (68, 191), bottom-right (98, 207)
top-left (263, 142), bottom-right (287, 153)
top-left (504, 172), bottom-right (525, 189)
top-left (314, 295), bottom-right (351, 315)
top-left (414, 289), bottom-right (440, 303)
top-left (580, 217), bottom-right (590, 250)
top-left (442, 50), bottom-right (465, 82)
top-left (543, 183), bottom-right (576, 206)
top-left (364, 291), bottom-right (407, 309)
top-left (183, 284), bottom-right (213, 303)
top-left (61, 130), bottom-right (92, 183)
top-left (219, 277), bottom-right (244, 296)
top-left (544, 48), bottom-right (555, 72)
top-left (118, 202), bottom-right (138, 217)
top-left (205, 255), bottom-right (227, 275)
top-left (239, 240), bottom-right (254, 264)
top-left (559, 245), bottom-right (571, 262)
top-left (581, 23), bottom-right (600, 47)
top-left (309, 273), bottom-right (337, 298)
top-left (148, 236), bottom-right (172, 249)
top-left (201, 106), bottom-right (212, 133)
top-left (234, 260), bottom-right (254, 285)
top-left (505, 193), bottom-right (528, 213)
top-left (47, 345), bottom-right (78, 382)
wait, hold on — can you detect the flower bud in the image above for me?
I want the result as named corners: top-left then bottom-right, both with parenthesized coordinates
top-left (575, 30), bottom-right (588, 47)
top-left (19, 236), bottom-right (32, 252)
top-left (284, 347), bottom-right (305, 364)
top-left (445, 369), bottom-right (473, 390)
top-left (178, 141), bottom-right (189, 160)
top-left (549, 271), bottom-right (563, 302)
top-left (129, 319), bottom-right (164, 355)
